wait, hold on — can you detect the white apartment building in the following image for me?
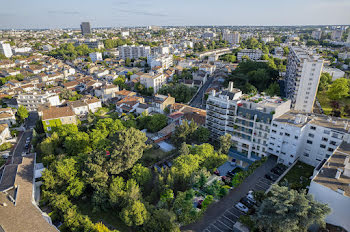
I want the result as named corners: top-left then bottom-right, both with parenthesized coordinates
top-left (206, 83), bottom-right (291, 168)
top-left (121, 31), bottom-right (130, 37)
top-left (267, 111), bottom-right (350, 167)
top-left (151, 46), bottom-right (170, 55)
top-left (16, 92), bottom-right (61, 111)
top-left (118, 45), bottom-right (151, 60)
top-left (12, 47), bottom-right (32, 54)
top-left (237, 49), bottom-right (263, 61)
top-left (89, 52), bottom-right (103, 62)
top-left (331, 30), bottom-right (343, 41)
top-left (222, 30), bottom-right (240, 44)
top-left (140, 73), bottom-right (166, 93)
top-left (338, 52), bottom-right (350, 60)
top-left (311, 30), bottom-right (322, 40)
top-left (147, 54), bottom-right (173, 69)
top-left (202, 32), bottom-right (216, 40)
top-left (308, 142), bottom-right (350, 231)
top-left (261, 36), bottom-right (274, 43)
top-left (182, 41), bottom-right (194, 48)
top-left (0, 42), bottom-right (13, 58)
top-left (284, 47), bottom-right (324, 113)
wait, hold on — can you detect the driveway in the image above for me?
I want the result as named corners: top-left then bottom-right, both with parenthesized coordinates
top-left (182, 156), bottom-right (277, 232)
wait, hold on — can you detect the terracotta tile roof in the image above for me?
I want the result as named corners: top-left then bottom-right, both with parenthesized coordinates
top-left (0, 113), bottom-right (14, 119)
top-left (115, 89), bottom-right (135, 97)
top-left (42, 106), bottom-right (75, 120)
top-left (0, 123), bottom-right (9, 133)
top-left (116, 96), bottom-right (143, 107)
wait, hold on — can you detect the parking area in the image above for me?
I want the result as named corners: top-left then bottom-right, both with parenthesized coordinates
top-left (203, 163), bottom-right (286, 232)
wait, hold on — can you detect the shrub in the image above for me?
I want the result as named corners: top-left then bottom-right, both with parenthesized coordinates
top-left (0, 142), bottom-right (12, 151)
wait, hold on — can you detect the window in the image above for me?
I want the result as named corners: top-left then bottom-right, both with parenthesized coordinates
top-left (328, 148), bottom-right (334, 152)
top-left (310, 126), bottom-right (316, 130)
top-left (322, 137), bottom-right (328, 142)
top-left (272, 130), bottom-right (276, 133)
top-left (307, 140), bottom-right (313, 144)
top-left (272, 123), bottom-right (277, 127)
top-left (295, 136), bottom-right (299, 139)
top-left (47, 127), bottom-right (51, 131)
top-left (46, 121), bottom-right (50, 125)
top-left (324, 130), bottom-right (330, 135)
top-left (303, 153), bottom-right (309, 157)
top-left (285, 133), bottom-right (290, 137)
top-left (320, 144), bottom-right (326, 149)
top-left (330, 141), bottom-right (337, 146)
top-left (308, 133), bottom-right (314, 138)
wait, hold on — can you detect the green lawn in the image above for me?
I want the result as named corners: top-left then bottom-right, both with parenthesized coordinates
top-left (76, 200), bottom-right (131, 232)
top-left (141, 147), bottom-right (171, 166)
top-left (280, 161), bottom-right (314, 191)
top-left (317, 91), bottom-right (350, 118)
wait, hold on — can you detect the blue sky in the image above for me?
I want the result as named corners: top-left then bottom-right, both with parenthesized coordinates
top-left (0, 0), bottom-right (349, 29)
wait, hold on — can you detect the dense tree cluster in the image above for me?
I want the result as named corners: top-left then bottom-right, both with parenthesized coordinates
top-left (48, 43), bottom-right (100, 60)
top-left (172, 120), bottom-right (210, 146)
top-left (158, 84), bottom-right (197, 103)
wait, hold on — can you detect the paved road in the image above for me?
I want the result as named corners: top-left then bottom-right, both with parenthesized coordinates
top-left (190, 76), bottom-right (215, 109)
top-left (182, 156), bottom-right (277, 232)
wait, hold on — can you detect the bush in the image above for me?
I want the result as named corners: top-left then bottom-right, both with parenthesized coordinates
top-left (0, 142), bottom-right (12, 151)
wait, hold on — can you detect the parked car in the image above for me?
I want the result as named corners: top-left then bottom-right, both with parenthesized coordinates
top-left (265, 173), bottom-right (278, 181)
top-left (271, 167), bottom-right (283, 175)
top-left (24, 143), bottom-right (29, 149)
top-left (247, 191), bottom-right (256, 203)
top-left (235, 202), bottom-right (249, 213)
top-left (240, 197), bottom-right (254, 208)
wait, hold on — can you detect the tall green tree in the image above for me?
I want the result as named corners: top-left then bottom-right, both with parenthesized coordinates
top-left (120, 200), bottom-right (149, 226)
top-left (327, 78), bottom-right (349, 100)
top-left (252, 185), bottom-right (331, 232)
top-left (17, 105), bottom-right (29, 122)
top-left (219, 134), bottom-right (232, 154)
top-left (143, 208), bottom-right (180, 232)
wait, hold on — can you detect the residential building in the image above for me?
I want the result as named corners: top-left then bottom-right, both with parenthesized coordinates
top-left (94, 83), bottom-right (119, 102)
top-left (80, 22), bottom-right (91, 35)
top-left (89, 52), bottom-right (103, 62)
top-left (323, 67), bottom-right (345, 81)
top-left (267, 111), bottom-right (350, 167)
top-left (115, 96), bottom-right (144, 113)
top-left (202, 32), bottom-right (216, 39)
top-left (118, 45), bottom-right (150, 60)
top-left (311, 29), bottom-right (322, 40)
top-left (121, 31), bottom-right (130, 37)
top-left (152, 94), bottom-right (175, 114)
top-left (41, 106), bottom-right (77, 131)
top-left (68, 101), bottom-right (89, 117)
top-left (261, 36), bottom-right (274, 43)
top-left (222, 30), bottom-right (240, 44)
top-left (0, 123), bottom-right (11, 145)
top-left (206, 83), bottom-right (291, 167)
top-left (140, 73), bottom-right (167, 93)
top-left (0, 108), bottom-right (16, 126)
top-left (16, 92), bottom-right (61, 111)
top-left (0, 41), bottom-right (13, 58)
top-left (237, 49), bottom-right (263, 61)
top-left (331, 30), bottom-right (343, 41)
top-left (284, 47), bottom-right (323, 113)
top-left (147, 54), bottom-right (173, 69)
top-left (199, 64), bottom-right (216, 75)
top-left (308, 142), bottom-right (350, 231)
top-left (84, 97), bottom-right (102, 113)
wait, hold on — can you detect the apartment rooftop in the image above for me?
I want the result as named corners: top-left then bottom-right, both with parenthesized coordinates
top-left (242, 94), bottom-right (289, 108)
top-left (274, 110), bottom-right (350, 132)
top-left (291, 46), bottom-right (322, 62)
top-left (312, 142), bottom-right (350, 197)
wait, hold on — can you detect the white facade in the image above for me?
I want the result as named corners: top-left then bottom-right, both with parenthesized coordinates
top-left (261, 36), bottom-right (274, 43)
top-left (140, 73), bottom-right (166, 93)
top-left (118, 45), bottom-right (150, 60)
top-left (311, 30), bottom-right (322, 40)
top-left (16, 92), bottom-right (60, 111)
top-left (268, 112), bottom-right (350, 167)
top-left (331, 30), bottom-right (343, 41)
top-left (206, 84), bottom-right (291, 162)
top-left (89, 52), bottom-right (103, 62)
top-left (0, 42), bottom-right (13, 58)
top-left (237, 49), bottom-right (263, 61)
top-left (285, 47), bottom-right (323, 113)
top-left (147, 54), bottom-right (173, 69)
top-left (223, 30), bottom-right (240, 44)
top-left (121, 31), bottom-right (130, 37)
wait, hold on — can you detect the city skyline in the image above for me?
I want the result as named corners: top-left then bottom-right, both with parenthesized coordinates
top-left (1, 0), bottom-right (350, 29)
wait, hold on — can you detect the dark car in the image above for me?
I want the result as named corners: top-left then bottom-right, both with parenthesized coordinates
top-left (265, 173), bottom-right (278, 181)
top-left (240, 197), bottom-right (254, 208)
top-left (25, 144), bottom-right (29, 149)
top-left (271, 167), bottom-right (283, 175)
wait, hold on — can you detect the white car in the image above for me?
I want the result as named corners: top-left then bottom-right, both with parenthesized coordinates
top-left (247, 190), bottom-right (256, 203)
top-left (235, 202), bottom-right (249, 213)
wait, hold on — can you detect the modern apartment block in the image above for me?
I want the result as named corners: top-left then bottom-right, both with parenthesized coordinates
top-left (80, 22), bottom-right (91, 35)
top-left (0, 41), bottom-right (13, 58)
top-left (147, 54), bottom-right (173, 69)
top-left (311, 29), bottom-right (322, 40)
top-left (16, 92), bottom-right (60, 111)
top-left (206, 83), bottom-right (291, 167)
top-left (331, 30), bottom-right (343, 41)
top-left (89, 52), bottom-right (103, 62)
top-left (308, 141), bottom-right (350, 231)
top-left (237, 49), bottom-right (263, 61)
top-left (222, 30), bottom-right (240, 44)
top-left (118, 45), bottom-right (151, 60)
top-left (140, 73), bottom-right (166, 93)
top-left (284, 47), bottom-right (323, 113)
top-left (267, 111), bottom-right (350, 167)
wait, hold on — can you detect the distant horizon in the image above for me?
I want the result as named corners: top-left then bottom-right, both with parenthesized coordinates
top-left (1, 0), bottom-right (350, 30)
top-left (1, 24), bottom-right (350, 31)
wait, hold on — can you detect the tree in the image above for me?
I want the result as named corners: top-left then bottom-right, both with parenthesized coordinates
top-left (318, 72), bottom-right (332, 91)
top-left (265, 82), bottom-right (280, 96)
top-left (131, 164), bottom-right (152, 187)
top-left (219, 134), bottom-right (232, 154)
top-left (120, 200), bottom-right (149, 226)
top-left (252, 185), bottom-right (331, 232)
top-left (107, 127), bottom-right (148, 175)
top-left (17, 105), bottom-right (29, 122)
top-left (192, 126), bottom-right (210, 144)
top-left (143, 208), bottom-right (180, 232)
top-left (283, 47), bottom-right (290, 56)
top-left (40, 132), bottom-right (60, 156)
top-left (179, 142), bottom-right (190, 156)
top-left (64, 131), bottom-right (91, 155)
top-left (172, 190), bottom-right (199, 225)
top-left (327, 78), bottom-right (349, 100)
